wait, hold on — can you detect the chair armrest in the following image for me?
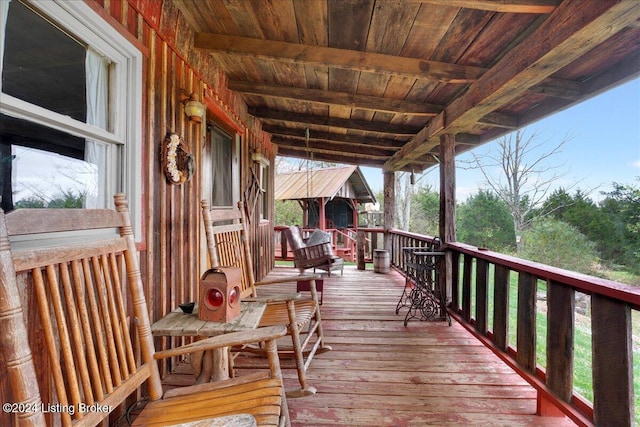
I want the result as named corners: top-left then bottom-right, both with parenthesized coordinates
top-left (245, 293), bottom-right (303, 304)
top-left (153, 325), bottom-right (287, 360)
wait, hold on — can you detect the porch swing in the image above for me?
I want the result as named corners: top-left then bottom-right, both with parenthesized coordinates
top-left (284, 129), bottom-right (344, 279)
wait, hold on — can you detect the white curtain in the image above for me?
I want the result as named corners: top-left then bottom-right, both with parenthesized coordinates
top-left (85, 48), bottom-right (108, 208)
top-left (0, 0), bottom-right (11, 94)
top-left (211, 130), bottom-right (232, 207)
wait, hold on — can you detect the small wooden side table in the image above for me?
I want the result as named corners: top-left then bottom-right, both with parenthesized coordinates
top-left (152, 301), bottom-right (266, 383)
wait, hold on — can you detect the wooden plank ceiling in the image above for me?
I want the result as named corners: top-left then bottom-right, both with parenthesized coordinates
top-left (175, 0), bottom-right (640, 172)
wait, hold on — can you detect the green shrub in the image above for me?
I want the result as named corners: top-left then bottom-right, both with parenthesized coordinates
top-left (520, 218), bottom-right (599, 275)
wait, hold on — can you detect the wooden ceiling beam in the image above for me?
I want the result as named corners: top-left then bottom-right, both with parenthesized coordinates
top-left (249, 107), bottom-right (424, 136)
top-left (202, 34), bottom-right (577, 102)
top-left (271, 135), bottom-right (397, 158)
top-left (261, 125), bottom-right (406, 150)
top-left (385, 0), bottom-right (640, 171)
top-left (478, 112), bottom-right (519, 129)
top-left (529, 78), bottom-right (583, 100)
top-left (414, 0), bottom-right (559, 14)
top-left (276, 145), bottom-right (387, 168)
top-left (195, 33), bottom-right (485, 84)
top-left (230, 81), bottom-right (442, 116)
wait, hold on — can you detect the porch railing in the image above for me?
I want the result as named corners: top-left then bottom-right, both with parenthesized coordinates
top-left (274, 226), bottom-right (637, 425)
top-left (388, 230), bottom-right (637, 426)
top-left (443, 240), bottom-right (639, 426)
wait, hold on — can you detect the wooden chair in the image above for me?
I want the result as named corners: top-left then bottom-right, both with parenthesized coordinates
top-left (284, 226), bottom-right (344, 277)
top-left (202, 201), bottom-right (332, 398)
top-left (0, 194), bottom-right (290, 427)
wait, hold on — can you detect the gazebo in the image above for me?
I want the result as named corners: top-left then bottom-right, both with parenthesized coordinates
top-left (275, 165), bottom-right (376, 231)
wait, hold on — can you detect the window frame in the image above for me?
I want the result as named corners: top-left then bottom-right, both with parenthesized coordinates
top-left (0, 0), bottom-right (143, 239)
top-left (204, 123), bottom-right (240, 209)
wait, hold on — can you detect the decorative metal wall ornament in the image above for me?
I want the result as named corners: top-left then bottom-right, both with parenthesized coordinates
top-left (162, 133), bottom-right (194, 185)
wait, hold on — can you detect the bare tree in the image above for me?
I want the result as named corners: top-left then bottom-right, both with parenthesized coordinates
top-left (466, 128), bottom-right (573, 252)
top-left (395, 171), bottom-right (412, 230)
top-left (394, 170), bottom-right (434, 231)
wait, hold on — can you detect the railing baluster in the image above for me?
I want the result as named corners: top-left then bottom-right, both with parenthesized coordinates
top-left (536, 279), bottom-right (578, 418)
top-left (591, 294), bottom-right (634, 426)
top-left (462, 254), bottom-right (473, 322)
top-left (493, 265), bottom-right (510, 351)
top-left (516, 272), bottom-right (537, 372)
top-left (475, 259), bottom-right (489, 334)
top-left (450, 251), bottom-right (460, 310)
top-left (546, 280), bottom-right (574, 402)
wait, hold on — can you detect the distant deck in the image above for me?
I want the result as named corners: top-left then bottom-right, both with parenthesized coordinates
top-left (164, 265), bottom-right (578, 426)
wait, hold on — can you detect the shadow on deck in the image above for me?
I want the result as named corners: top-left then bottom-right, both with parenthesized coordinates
top-left (165, 265), bottom-right (578, 426)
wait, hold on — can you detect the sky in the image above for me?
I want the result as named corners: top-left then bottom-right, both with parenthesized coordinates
top-left (361, 77), bottom-right (640, 203)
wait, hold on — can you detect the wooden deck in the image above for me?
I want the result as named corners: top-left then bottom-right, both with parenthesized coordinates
top-left (163, 265), bottom-right (578, 426)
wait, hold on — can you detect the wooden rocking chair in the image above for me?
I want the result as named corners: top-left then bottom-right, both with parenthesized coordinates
top-left (202, 200), bottom-right (332, 398)
top-left (0, 194), bottom-right (289, 427)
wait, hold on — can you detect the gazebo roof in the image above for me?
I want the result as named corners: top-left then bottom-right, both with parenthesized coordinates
top-left (275, 166), bottom-right (376, 204)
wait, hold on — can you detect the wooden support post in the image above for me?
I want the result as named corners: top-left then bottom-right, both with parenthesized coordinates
top-left (383, 171), bottom-right (395, 251)
top-left (439, 134), bottom-right (456, 305)
top-left (356, 230), bottom-right (366, 270)
top-left (319, 197), bottom-right (326, 229)
top-left (302, 200), bottom-right (309, 228)
top-left (352, 200), bottom-right (359, 229)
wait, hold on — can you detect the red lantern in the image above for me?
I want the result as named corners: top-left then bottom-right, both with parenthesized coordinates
top-left (198, 267), bottom-right (242, 322)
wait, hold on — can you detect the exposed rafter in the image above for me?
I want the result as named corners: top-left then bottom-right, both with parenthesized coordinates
top-left (196, 34), bottom-right (485, 84)
top-left (248, 108), bottom-right (424, 136)
top-left (415, 0), bottom-right (559, 14)
top-left (230, 81), bottom-right (442, 116)
top-left (261, 125), bottom-right (407, 150)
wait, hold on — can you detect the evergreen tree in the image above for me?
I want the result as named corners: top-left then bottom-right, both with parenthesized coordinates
top-left (409, 185), bottom-right (439, 236)
top-left (600, 179), bottom-right (640, 272)
top-left (457, 190), bottom-right (516, 252)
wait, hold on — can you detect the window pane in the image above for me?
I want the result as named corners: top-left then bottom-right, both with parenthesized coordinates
top-left (210, 127), bottom-right (233, 207)
top-left (3, 1), bottom-right (89, 123)
top-left (0, 113), bottom-right (106, 211)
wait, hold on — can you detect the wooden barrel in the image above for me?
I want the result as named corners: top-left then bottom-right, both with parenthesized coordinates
top-left (373, 249), bottom-right (390, 274)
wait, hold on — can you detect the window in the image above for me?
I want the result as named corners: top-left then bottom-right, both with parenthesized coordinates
top-left (0, 0), bottom-right (142, 236)
top-left (204, 124), bottom-right (239, 207)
